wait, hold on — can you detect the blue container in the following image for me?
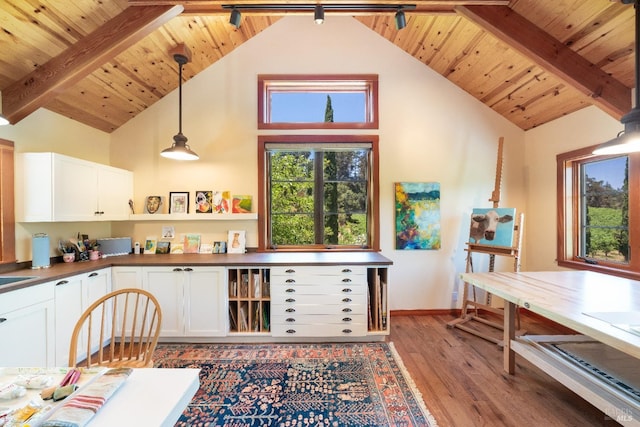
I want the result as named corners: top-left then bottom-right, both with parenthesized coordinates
top-left (32, 233), bottom-right (51, 269)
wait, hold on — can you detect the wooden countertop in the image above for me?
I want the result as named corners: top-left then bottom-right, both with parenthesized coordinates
top-left (0, 252), bottom-right (393, 294)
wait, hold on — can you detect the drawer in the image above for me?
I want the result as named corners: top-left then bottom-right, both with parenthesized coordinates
top-left (271, 284), bottom-right (366, 297)
top-left (271, 293), bottom-right (365, 306)
top-left (271, 322), bottom-right (367, 337)
top-left (271, 274), bottom-right (366, 287)
top-left (273, 313), bottom-right (366, 324)
top-left (271, 266), bottom-right (366, 277)
top-left (271, 303), bottom-right (366, 316)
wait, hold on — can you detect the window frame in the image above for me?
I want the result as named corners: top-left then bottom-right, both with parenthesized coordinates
top-left (0, 139), bottom-right (16, 265)
top-left (257, 74), bottom-right (379, 130)
top-left (258, 134), bottom-right (380, 252)
top-left (557, 144), bottom-right (640, 280)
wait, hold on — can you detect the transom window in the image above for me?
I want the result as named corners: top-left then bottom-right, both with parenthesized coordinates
top-left (557, 145), bottom-right (639, 279)
top-left (258, 135), bottom-right (379, 251)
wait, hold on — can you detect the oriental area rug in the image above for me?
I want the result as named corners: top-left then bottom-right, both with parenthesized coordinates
top-left (153, 342), bottom-right (438, 427)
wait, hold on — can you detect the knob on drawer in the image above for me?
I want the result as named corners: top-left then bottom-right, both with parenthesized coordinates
top-left (285, 298), bottom-right (296, 303)
top-left (285, 269), bottom-right (295, 274)
top-left (342, 288), bottom-right (352, 293)
top-left (285, 288), bottom-right (295, 293)
top-left (286, 329), bottom-right (296, 334)
top-left (342, 308), bottom-right (352, 313)
top-left (342, 317), bottom-right (352, 322)
top-left (286, 318), bottom-right (295, 322)
top-left (342, 298), bottom-right (352, 303)
top-left (342, 278), bottom-right (352, 283)
top-left (286, 279), bottom-right (296, 283)
top-left (342, 329), bottom-right (352, 334)
top-left (286, 308), bottom-right (296, 313)
top-left (342, 268), bottom-right (352, 273)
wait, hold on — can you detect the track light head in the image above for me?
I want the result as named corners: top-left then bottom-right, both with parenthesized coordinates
top-left (395, 9), bottom-right (406, 30)
top-left (229, 8), bottom-right (241, 28)
top-left (314, 4), bottom-right (324, 24)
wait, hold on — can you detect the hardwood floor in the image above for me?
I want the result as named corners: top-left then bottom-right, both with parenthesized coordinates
top-left (389, 313), bottom-right (620, 427)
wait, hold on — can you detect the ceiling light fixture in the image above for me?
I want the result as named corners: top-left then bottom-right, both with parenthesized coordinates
top-left (395, 8), bottom-right (406, 30)
top-left (314, 4), bottom-right (325, 24)
top-left (229, 7), bottom-right (242, 28)
top-left (593, 0), bottom-right (640, 155)
top-left (161, 46), bottom-right (199, 161)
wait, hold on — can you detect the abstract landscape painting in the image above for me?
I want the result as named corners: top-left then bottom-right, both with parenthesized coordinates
top-left (395, 182), bottom-right (441, 250)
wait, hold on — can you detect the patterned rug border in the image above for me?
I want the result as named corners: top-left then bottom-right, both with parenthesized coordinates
top-left (154, 341), bottom-right (439, 426)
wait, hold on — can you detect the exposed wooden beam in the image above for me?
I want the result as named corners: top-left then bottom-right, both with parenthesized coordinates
top-left (456, 5), bottom-right (631, 120)
top-left (2, 5), bottom-right (184, 125)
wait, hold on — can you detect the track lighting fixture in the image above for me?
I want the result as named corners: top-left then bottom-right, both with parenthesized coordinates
top-left (229, 7), bottom-right (241, 28)
top-left (395, 9), bottom-right (406, 30)
top-left (314, 5), bottom-right (324, 24)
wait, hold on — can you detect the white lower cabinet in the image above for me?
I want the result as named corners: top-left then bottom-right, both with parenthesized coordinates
top-left (54, 268), bottom-right (112, 366)
top-left (113, 266), bottom-right (226, 338)
top-left (0, 282), bottom-right (55, 367)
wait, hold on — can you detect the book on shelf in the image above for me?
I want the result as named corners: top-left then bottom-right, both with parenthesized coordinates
top-left (381, 277), bottom-right (387, 329)
top-left (228, 305), bottom-right (238, 331)
top-left (253, 274), bottom-right (261, 298)
top-left (252, 303), bottom-right (260, 332)
top-left (239, 303), bottom-right (249, 332)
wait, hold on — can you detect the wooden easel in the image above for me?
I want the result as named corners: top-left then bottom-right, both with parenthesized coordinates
top-left (447, 137), bottom-right (525, 344)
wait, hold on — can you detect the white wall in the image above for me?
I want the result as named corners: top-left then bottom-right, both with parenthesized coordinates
top-left (110, 16), bottom-right (526, 310)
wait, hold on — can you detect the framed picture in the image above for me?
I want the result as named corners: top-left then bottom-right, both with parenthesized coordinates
top-left (195, 191), bottom-right (213, 213)
top-left (212, 190), bottom-right (231, 213)
top-left (183, 233), bottom-right (201, 253)
top-left (169, 192), bottom-right (189, 214)
top-left (144, 236), bottom-right (157, 254)
top-left (395, 182), bottom-right (441, 250)
top-left (213, 241), bottom-right (227, 254)
top-left (155, 241), bottom-right (170, 254)
top-left (232, 195), bottom-right (252, 213)
top-left (144, 196), bottom-right (163, 214)
top-left (228, 230), bottom-right (246, 254)
top-left (469, 207), bottom-right (516, 247)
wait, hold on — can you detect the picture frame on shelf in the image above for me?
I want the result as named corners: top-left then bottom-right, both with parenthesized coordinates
top-left (232, 195), bottom-right (252, 213)
top-left (169, 192), bottom-right (189, 214)
top-left (155, 241), bottom-right (170, 254)
top-left (144, 236), bottom-right (157, 254)
top-left (144, 196), bottom-right (163, 214)
top-left (227, 230), bottom-right (246, 254)
top-left (195, 191), bottom-right (213, 213)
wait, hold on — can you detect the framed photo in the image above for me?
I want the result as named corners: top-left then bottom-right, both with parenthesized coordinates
top-left (195, 191), bottom-right (213, 213)
top-left (213, 241), bottom-right (227, 254)
top-left (155, 241), bottom-right (170, 254)
top-left (144, 196), bottom-right (163, 214)
top-left (232, 195), bottom-right (252, 213)
top-left (169, 192), bottom-right (189, 214)
top-left (228, 230), bottom-right (246, 254)
top-left (144, 236), bottom-right (157, 254)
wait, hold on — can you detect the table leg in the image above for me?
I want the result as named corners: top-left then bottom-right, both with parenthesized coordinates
top-left (503, 301), bottom-right (516, 374)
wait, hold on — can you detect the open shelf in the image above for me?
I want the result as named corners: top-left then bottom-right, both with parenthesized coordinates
top-left (228, 268), bottom-right (270, 333)
top-left (129, 213), bottom-right (257, 221)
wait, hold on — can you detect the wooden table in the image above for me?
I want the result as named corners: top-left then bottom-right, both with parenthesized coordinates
top-left (460, 271), bottom-right (640, 426)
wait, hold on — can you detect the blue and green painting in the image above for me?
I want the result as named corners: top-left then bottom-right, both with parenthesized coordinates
top-left (395, 182), bottom-right (441, 250)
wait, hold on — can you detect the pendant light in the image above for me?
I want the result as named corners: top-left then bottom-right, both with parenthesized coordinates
top-left (161, 47), bottom-right (199, 161)
top-left (593, 0), bottom-right (640, 155)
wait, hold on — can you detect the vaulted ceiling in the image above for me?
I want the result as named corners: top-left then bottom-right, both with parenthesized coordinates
top-left (0, 0), bottom-right (635, 133)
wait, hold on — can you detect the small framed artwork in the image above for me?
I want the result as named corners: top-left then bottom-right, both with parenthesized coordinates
top-left (155, 241), bottom-right (170, 254)
top-left (170, 243), bottom-right (184, 254)
top-left (144, 236), bottom-right (157, 254)
top-left (144, 196), bottom-right (163, 214)
top-left (169, 192), bottom-right (189, 214)
top-left (183, 233), bottom-right (201, 253)
top-left (228, 230), bottom-right (246, 254)
top-left (199, 243), bottom-right (213, 254)
top-left (212, 190), bottom-right (231, 213)
top-left (213, 241), bottom-right (227, 254)
top-left (195, 191), bottom-right (213, 213)
top-left (232, 195), bottom-right (252, 213)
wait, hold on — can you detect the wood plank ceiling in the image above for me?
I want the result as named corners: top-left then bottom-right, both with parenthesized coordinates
top-left (0, 0), bottom-right (635, 133)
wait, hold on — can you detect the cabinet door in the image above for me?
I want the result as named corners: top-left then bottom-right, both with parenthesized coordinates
top-left (54, 276), bottom-right (84, 366)
top-left (52, 154), bottom-right (99, 221)
top-left (97, 165), bottom-right (133, 220)
top-left (111, 266), bottom-right (143, 291)
top-left (84, 269), bottom-right (112, 353)
top-left (0, 300), bottom-right (55, 367)
top-left (143, 267), bottom-right (184, 337)
top-left (184, 267), bottom-right (226, 337)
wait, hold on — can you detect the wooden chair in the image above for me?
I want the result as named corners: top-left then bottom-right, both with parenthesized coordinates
top-left (69, 288), bottom-right (162, 368)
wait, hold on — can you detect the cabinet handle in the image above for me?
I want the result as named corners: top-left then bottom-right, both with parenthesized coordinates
top-left (342, 268), bottom-right (352, 273)
top-left (285, 298), bottom-right (296, 303)
top-left (286, 308), bottom-right (296, 313)
top-left (342, 308), bottom-right (352, 313)
top-left (173, 268), bottom-right (183, 272)
top-left (184, 267), bottom-right (193, 272)
top-left (285, 279), bottom-right (295, 283)
top-left (342, 298), bottom-right (352, 303)
top-left (285, 288), bottom-right (295, 293)
top-left (286, 329), bottom-right (296, 334)
top-left (0, 318), bottom-right (6, 323)
top-left (286, 318), bottom-right (295, 322)
top-left (342, 278), bottom-right (352, 283)
top-left (342, 288), bottom-right (352, 293)
top-left (55, 280), bottom-right (69, 286)
top-left (342, 317), bottom-right (352, 322)
top-left (342, 329), bottom-right (352, 334)
top-left (285, 269), bottom-right (296, 274)
top-left (88, 272), bottom-right (98, 278)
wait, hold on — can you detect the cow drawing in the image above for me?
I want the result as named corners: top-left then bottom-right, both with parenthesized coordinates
top-left (469, 210), bottom-right (513, 243)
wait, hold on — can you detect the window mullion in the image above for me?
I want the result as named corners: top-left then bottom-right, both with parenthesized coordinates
top-left (314, 153), bottom-right (324, 244)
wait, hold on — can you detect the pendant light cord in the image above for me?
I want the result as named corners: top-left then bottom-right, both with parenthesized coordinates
top-left (178, 59), bottom-right (183, 135)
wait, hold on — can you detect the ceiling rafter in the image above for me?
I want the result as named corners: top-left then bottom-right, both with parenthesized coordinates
top-left (1, 5), bottom-right (184, 125)
top-left (455, 5), bottom-right (632, 120)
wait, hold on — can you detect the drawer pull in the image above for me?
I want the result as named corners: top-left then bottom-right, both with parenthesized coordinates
top-left (172, 267), bottom-right (183, 272)
top-left (342, 298), bottom-right (352, 303)
top-left (342, 278), bottom-right (352, 283)
top-left (184, 267), bottom-right (193, 272)
top-left (342, 317), bottom-right (352, 322)
top-left (342, 288), bottom-right (352, 293)
top-left (285, 298), bottom-right (296, 303)
top-left (285, 279), bottom-right (296, 283)
top-left (88, 272), bottom-right (98, 278)
top-left (286, 329), bottom-right (296, 334)
top-left (342, 308), bottom-right (352, 313)
top-left (286, 308), bottom-right (296, 313)
top-left (0, 318), bottom-right (6, 324)
top-left (285, 288), bottom-right (295, 293)
top-left (342, 268), bottom-right (352, 273)
top-left (286, 318), bottom-right (295, 322)
top-left (285, 269), bottom-right (296, 274)
top-left (342, 329), bottom-right (352, 334)
top-left (55, 280), bottom-right (69, 286)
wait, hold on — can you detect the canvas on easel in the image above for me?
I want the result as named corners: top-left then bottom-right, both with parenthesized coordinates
top-left (469, 207), bottom-right (516, 247)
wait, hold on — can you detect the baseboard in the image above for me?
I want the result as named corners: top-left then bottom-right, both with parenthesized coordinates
top-left (390, 309), bottom-right (458, 316)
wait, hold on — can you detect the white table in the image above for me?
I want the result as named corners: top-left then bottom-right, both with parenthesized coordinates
top-left (460, 271), bottom-right (640, 426)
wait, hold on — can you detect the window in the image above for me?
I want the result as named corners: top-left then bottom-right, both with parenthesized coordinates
top-left (557, 145), bottom-right (639, 279)
top-left (0, 139), bottom-right (16, 264)
top-left (258, 135), bottom-right (379, 251)
top-left (258, 75), bottom-right (378, 130)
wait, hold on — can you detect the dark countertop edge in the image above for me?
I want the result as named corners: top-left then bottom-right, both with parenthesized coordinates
top-left (0, 252), bottom-right (393, 295)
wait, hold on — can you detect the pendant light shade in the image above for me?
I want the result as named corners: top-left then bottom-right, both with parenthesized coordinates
top-left (314, 5), bottom-right (324, 24)
top-left (395, 9), bottom-right (406, 30)
top-left (161, 48), bottom-right (199, 161)
top-left (593, 0), bottom-right (640, 155)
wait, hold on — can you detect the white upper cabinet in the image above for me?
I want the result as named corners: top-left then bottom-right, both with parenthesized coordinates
top-left (16, 152), bottom-right (133, 222)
